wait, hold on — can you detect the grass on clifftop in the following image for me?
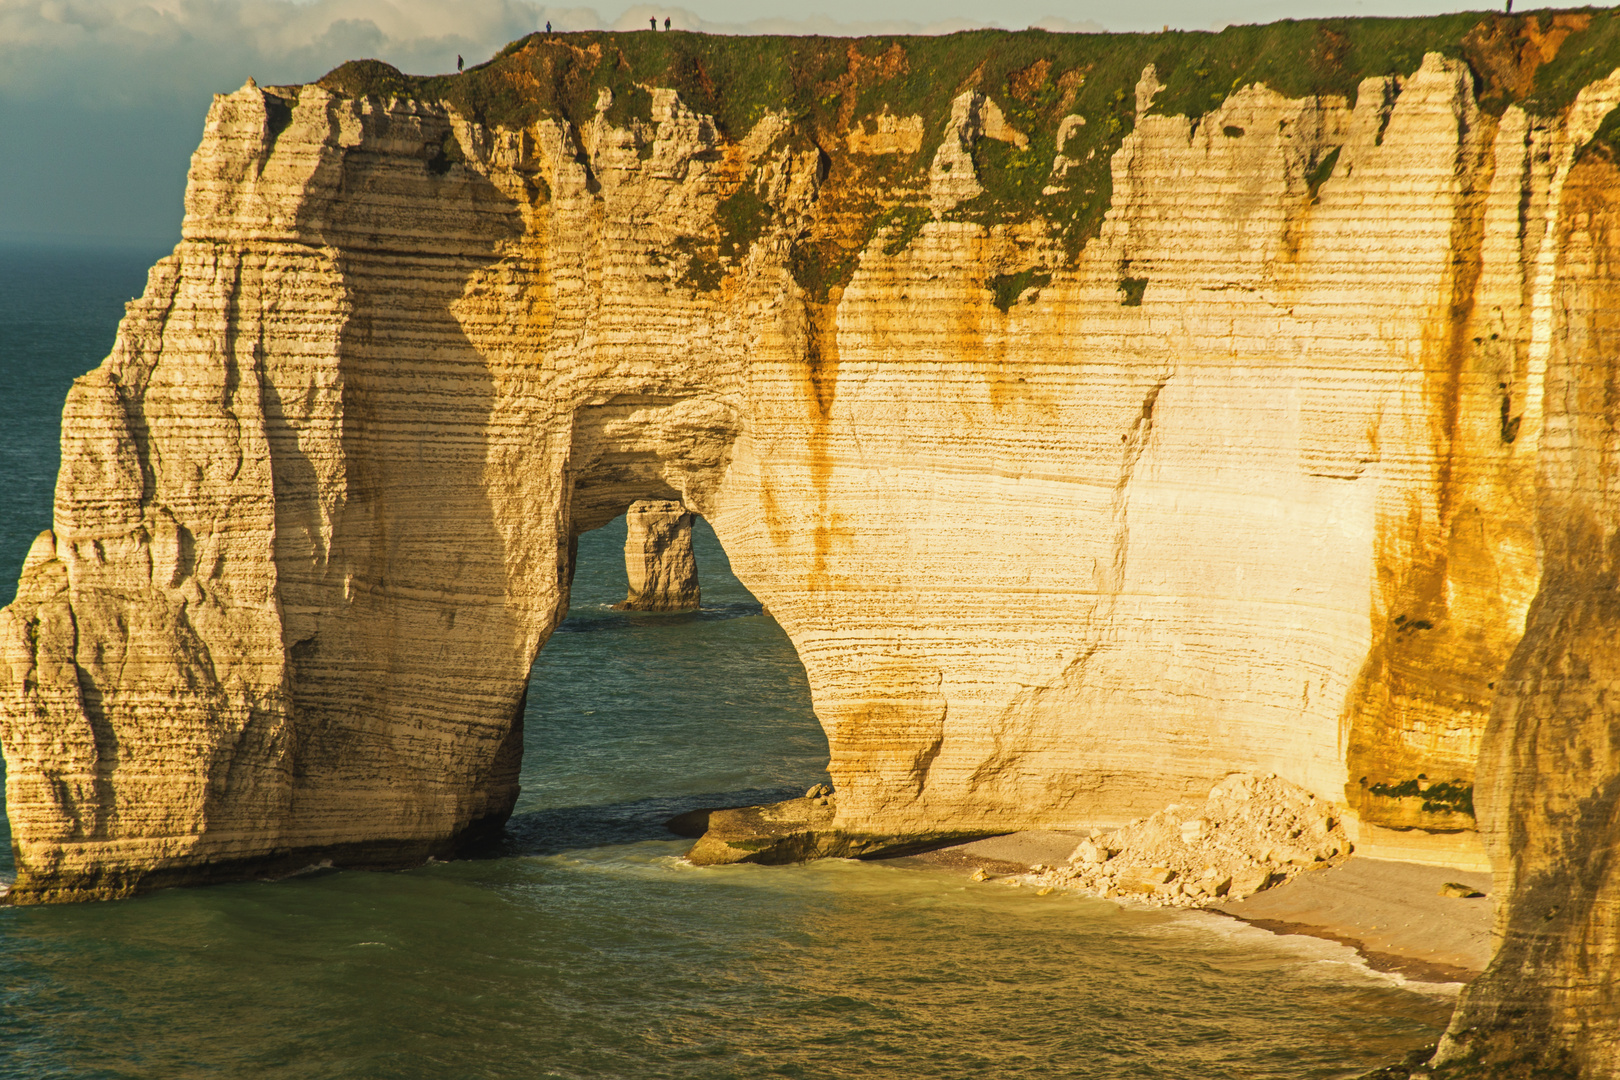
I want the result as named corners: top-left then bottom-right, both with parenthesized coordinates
top-left (316, 9), bottom-right (1620, 279)
top-left (321, 9), bottom-right (1620, 134)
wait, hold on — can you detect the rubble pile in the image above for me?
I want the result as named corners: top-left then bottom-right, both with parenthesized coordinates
top-left (1027, 773), bottom-right (1353, 907)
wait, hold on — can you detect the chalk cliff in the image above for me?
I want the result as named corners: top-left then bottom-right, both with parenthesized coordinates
top-left (614, 499), bottom-right (700, 611)
top-left (6, 13), bottom-right (1620, 1073)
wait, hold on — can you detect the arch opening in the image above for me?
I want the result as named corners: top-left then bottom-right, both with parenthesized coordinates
top-left (497, 507), bottom-right (831, 859)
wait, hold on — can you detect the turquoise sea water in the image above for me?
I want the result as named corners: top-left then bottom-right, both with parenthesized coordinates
top-left (0, 245), bottom-right (1451, 1078)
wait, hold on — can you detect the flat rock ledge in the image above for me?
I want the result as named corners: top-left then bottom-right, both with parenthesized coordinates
top-left (681, 788), bottom-right (984, 865)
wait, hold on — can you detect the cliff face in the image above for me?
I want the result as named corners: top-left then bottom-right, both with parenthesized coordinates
top-left (1435, 139), bottom-right (1620, 1079)
top-left (6, 13), bottom-right (1620, 1072)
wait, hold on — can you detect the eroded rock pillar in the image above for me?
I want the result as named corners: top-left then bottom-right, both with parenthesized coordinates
top-left (613, 500), bottom-right (699, 612)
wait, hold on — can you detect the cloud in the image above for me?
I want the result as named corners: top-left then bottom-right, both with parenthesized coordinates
top-left (0, 0), bottom-right (568, 104)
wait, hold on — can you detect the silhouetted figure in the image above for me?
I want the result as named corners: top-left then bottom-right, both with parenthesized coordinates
top-left (1506, 0), bottom-right (1513, 10)
top-left (650, 16), bottom-right (656, 29)
top-left (457, 54), bottom-right (464, 72)
top-left (546, 20), bottom-right (552, 32)
top-left (664, 16), bottom-right (671, 29)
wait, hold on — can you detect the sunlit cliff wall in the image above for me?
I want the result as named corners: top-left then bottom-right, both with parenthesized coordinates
top-left (6, 13), bottom-right (1620, 1073)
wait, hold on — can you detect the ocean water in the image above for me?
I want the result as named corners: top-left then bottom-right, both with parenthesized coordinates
top-left (0, 245), bottom-right (1453, 1078)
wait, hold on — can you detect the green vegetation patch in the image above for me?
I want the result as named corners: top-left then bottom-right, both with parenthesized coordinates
top-left (1506, 9), bottom-right (1620, 116)
top-left (1366, 777), bottom-right (1476, 817)
top-left (1118, 276), bottom-right (1148, 306)
top-left (425, 129), bottom-right (465, 175)
top-left (1305, 145), bottom-right (1341, 202)
top-left (790, 238), bottom-right (864, 303)
top-left (1578, 93), bottom-right (1620, 164)
top-left (318, 58), bottom-right (413, 99)
top-left (673, 238), bottom-right (723, 293)
top-left (317, 14), bottom-right (1620, 144)
top-left (715, 182), bottom-right (773, 260)
top-left (989, 268), bottom-right (1052, 310)
top-left (880, 204), bottom-right (932, 256)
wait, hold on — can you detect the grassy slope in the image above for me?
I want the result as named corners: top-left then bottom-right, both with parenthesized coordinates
top-left (315, 10), bottom-right (1620, 288)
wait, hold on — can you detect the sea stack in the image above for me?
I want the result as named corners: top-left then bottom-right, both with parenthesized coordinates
top-left (614, 500), bottom-right (700, 612)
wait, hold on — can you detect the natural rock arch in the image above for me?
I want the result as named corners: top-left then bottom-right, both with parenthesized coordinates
top-left (0, 55), bottom-right (1599, 897)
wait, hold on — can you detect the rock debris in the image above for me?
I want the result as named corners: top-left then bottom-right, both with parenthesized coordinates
top-left (1009, 773), bottom-right (1353, 908)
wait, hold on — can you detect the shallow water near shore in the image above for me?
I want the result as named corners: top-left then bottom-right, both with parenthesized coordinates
top-left (0, 245), bottom-right (1453, 1078)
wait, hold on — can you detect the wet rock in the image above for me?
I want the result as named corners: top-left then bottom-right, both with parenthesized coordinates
top-left (666, 806), bottom-right (726, 838)
top-left (684, 795), bottom-right (907, 865)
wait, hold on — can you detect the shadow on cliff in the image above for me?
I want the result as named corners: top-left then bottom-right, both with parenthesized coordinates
top-left (251, 98), bottom-right (538, 853)
top-left (467, 785), bottom-right (798, 858)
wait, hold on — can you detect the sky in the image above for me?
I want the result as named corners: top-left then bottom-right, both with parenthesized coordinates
top-left (1, 0), bottom-right (1498, 247)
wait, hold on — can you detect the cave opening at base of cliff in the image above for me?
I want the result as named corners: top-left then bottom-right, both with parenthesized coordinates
top-left (496, 506), bottom-right (830, 858)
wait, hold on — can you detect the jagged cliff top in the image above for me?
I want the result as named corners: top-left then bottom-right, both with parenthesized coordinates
top-left (305, 11), bottom-right (1620, 296)
top-left (317, 11), bottom-right (1620, 140)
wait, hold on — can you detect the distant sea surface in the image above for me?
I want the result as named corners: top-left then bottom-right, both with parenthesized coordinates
top-left (0, 244), bottom-right (1450, 1078)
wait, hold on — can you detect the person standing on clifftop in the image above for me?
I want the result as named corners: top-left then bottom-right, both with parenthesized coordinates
top-left (546, 20), bottom-right (551, 32)
top-left (650, 16), bottom-right (656, 29)
top-left (664, 16), bottom-right (671, 29)
top-left (456, 55), bottom-right (463, 72)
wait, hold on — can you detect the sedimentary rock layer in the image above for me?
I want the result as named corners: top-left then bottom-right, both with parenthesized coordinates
top-left (6, 15), bottom-right (1620, 1072)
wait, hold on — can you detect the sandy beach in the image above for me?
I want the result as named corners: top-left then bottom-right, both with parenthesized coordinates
top-left (1212, 857), bottom-right (1491, 982)
top-left (892, 831), bottom-right (1493, 984)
